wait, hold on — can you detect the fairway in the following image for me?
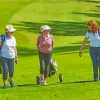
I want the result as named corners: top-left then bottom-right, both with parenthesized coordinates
top-left (0, 0), bottom-right (100, 100)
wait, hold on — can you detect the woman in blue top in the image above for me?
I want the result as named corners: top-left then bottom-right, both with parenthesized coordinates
top-left (79, 20), bottom-right (100, 81)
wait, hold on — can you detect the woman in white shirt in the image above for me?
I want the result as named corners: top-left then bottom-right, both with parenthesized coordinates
top-left (0, 25), bottom-right (18, 88)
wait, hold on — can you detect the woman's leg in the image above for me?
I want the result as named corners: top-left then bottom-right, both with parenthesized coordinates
top-left (39, 51), bottom-right (45, 82)
top-left (0, 57), bottom-right (2, 74)
top-left (8, 59), bottom-right (14, 80)
top-left (97, 47), bottom-right (100, 79)
top-left (90, 47), bottom-right (98, 81)
top-left (1, 57), bottom-right (8, 88)
top-left (44, 52), bottom-right (52, 83)
top-left (7, 58), bottom-right (14, 87)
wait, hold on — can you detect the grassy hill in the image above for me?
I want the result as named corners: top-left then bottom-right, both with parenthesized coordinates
top-left (0, 0), bottom-right (100, 100)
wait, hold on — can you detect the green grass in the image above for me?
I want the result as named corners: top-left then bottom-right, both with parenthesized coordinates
top-left (0, 0), bottom-right (100, 100)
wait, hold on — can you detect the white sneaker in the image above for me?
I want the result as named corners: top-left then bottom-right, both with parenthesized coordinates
top-left (43, 81), bottom-right (47, 86)
top-left (40, 81), bottom-right (47, 86)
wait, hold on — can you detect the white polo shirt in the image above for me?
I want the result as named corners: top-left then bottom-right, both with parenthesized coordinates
top-left (0, 34), bottom-right (16, 59)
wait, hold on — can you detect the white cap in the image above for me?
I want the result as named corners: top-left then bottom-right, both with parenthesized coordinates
top-left (40, 25), bottom-right (51, 32)
top-left (5, 25), bottom-right (16, 32)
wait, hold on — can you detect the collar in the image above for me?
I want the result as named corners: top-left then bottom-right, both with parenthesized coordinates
top-left (43, 34), bottom-right (50, 38)
top-left (5, 34), bottom-right (13, 39)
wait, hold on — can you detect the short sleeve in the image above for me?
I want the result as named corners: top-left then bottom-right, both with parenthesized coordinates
top-left (85, 32), bottom-right (89, 39)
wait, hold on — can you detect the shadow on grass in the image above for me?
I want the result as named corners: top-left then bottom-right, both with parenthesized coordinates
top-left (73, 12), bottom-right (100, 18)
top-left (17, 83), bottom-right (35, 87)
top-left (13, 21), bottom-right (86, 36)
top-left (76, 0), bottom-right (100, 3)
top-left (0, 80), bottom-right (96, 89)
top-left (93, 6), bottom-right (100, 13)
top-left (15, 80), bottom-right (94, 88)
top-left (72, 6), bottom-right (100, 18)
top-left (53, 45), bottom-right (89, 54)
top-left (17, 46), bottom-right (38, 56)
top-left (17, 43), bottom-right (89, 57)
top-left (61, 80), bottom-right (94, 85)
top-left (53, 45), bottom-right (80, 54)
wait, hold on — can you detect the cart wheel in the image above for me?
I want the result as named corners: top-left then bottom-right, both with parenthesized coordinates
top-left (59, 73), bottom-right (63, 82)
top-left (36, 76), bottom-right (41, 85)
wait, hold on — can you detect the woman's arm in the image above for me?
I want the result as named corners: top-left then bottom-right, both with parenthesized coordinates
top-left (52, 35), bottom-right (54, 48)
top-left (15, 47), bottom-right (18, 64)
top-left (79, 37), bottom-right (88, 57)
top-left (36, 36), bottom-right (40, 50)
